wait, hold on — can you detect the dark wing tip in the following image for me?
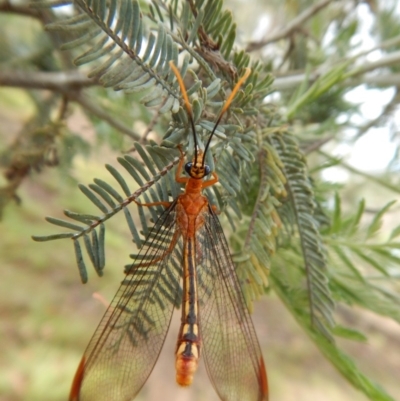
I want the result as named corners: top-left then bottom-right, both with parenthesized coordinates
top-left (259, 356), bottom-right (269, 401)
top-left (69, 356), bottom-right (86, 401)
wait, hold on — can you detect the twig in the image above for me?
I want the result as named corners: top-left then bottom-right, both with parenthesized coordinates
top-left (0, 71), bottom-right (142, 141)
top-left (273, 71), bottom-right (399, 91)
top-left (351, 34), bottom-right (400, 61)
top-left (302, 135), bottom-right (335, 155)
top-left (359, 73), bottom-right (400, 87)
top-left (0, 0), bottom-right (41, 18)
top-left (0, 70), bottom-right (97, 91)
top-left (71, 93), bottom-right (141, 141)
top-left (318, 150), bottom-right (400, 194)
top-left (124, 103), bottom-right (163, 152)
top-left (354, 89), bottom-right (400, 140)
top-left (246, 0), bottom-right (335, 52)
top-left (141, 104), bottom-right (164, 142)
top-left (0, 0), bottom-right (75, 68)
top-left (273, 51), bottom-right (400, 91)
top-left (348, 50), bottom-right (400, 77)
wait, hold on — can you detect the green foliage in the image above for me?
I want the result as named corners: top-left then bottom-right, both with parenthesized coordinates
top-left (43, 0), bottom-right (181, 113)
top-left (2, 0), bottom-right (400, 400)
top-left (271, 131), bottom-right (335, 340)
top-left (286, 60), bottom-right (352, 119)
top-left (32, 0), bottom-right (279, 293)
top-left (272, 271), bottom-right (395, 401)
top-left (327, 197), bottom-right (400, 322)
top-left (270, 190), bottom-right (400, 401)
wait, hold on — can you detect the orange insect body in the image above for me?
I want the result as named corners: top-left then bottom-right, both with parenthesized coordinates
top-left (173, 150), bottom-right (217, 386)
top-left (70, 62), bottom-right (268, 401)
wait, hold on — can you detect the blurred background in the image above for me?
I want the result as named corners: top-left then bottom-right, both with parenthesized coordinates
top-left (1, 0), bottom-right (400, 400)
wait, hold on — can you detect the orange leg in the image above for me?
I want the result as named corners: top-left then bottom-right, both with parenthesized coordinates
top-left (134, 199), bottom-right (172, 208)
top-left (202, 172), bottom-right (218, 188)
top-left (130, 151), bottom-right (186, 268)
top-left (175, 145), bottom-right (189, 184)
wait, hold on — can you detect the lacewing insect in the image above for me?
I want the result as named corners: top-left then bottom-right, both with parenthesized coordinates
top-left (70, 61), bottom-right (268, 401)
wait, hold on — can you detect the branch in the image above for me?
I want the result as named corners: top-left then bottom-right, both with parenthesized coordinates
top-left (0, 0), bottom-right (41, 18)
top-left (0, 1), bottom-right (75, 69)
top-left (71, 93), bottom-right (141, 141)
top-left (354, 88), bottom-right (400, 140)
top-left (0, 71), bottom-right (143, 141)
top-left (360, 73), bottom-right (400, 87)
top-left (348, 50), bottom-right (400, 77)
top-left (318, 150), bottom-right (400, 195)
top-left (273, 50), bottom-right (400, 91)
top-left (0, 70), bottom-right (97, 91)
top-left (302, 135), bottom-right (335, 155)
top-left (246, 0), bottom-right (335, 51)
top-left (274, 72), bottom-right (400, 91)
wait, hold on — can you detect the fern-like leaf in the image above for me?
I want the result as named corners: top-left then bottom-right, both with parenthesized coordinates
top-left (33, 144), bottom-right (182, 281)
top-left (44, 0), bottom-right (182, 113)
top-left (270, 131), bottom-right (335, 340)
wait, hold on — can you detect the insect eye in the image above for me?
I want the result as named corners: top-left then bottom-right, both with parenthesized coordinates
top-left (204, 165), bottom-right (211, 176)
top-left (185, 162), bottom-right (193, 175)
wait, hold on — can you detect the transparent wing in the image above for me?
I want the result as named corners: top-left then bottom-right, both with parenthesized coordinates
top-left (71, 201), bottom-right (183, 401)
top-left (196, 206), bottom-right (268, 401)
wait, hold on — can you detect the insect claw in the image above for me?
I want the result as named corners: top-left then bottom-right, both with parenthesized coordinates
top-left (177, 144), bottom-right (185, 157)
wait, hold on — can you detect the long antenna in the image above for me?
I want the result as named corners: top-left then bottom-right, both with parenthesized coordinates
top-left (170, 61), bottom-right (251, 165)
top-left (203, 67), bottom-right (251, 163)
top-left (169, 61), bottom-right (199, 161)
